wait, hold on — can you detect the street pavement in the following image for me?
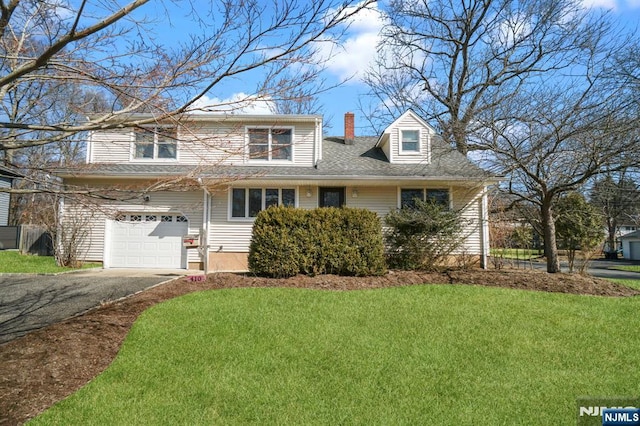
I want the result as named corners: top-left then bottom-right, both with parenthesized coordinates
top-left (525, 258), bottom-right (640, 280)
top-left (0, 268), bottom-right (202, 344)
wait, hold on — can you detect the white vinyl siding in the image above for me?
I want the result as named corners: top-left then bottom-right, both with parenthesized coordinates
top-left (377, 110), bottom-right (434, 164)
top-left (390, 113), bottom-right (431, 164)
top-left (210, 188), bottom-right (253, 252)
top-left (346, 186), bottom-right (397, 217)
top-left (0, 177), bottom-right (10, 226)
top-left (88, 128), bottom-right (132, 163)
top-left (451, 186), bottom-right (483, 254)
top-left (88, 120), bottom-right (318, 167)
top-left (298, 186), bottom-right (317, 209)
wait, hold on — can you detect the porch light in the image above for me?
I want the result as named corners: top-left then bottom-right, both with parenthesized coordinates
top-left (306, 187), bottom-right (312, 197)
top-left (352, 188), bottom-right (358, 198)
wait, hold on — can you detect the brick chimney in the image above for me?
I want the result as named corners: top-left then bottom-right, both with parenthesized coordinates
top-left (344, 112), bottom-right (355, 145)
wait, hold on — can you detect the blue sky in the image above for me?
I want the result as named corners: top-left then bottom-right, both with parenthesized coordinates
top-left (150, 0), bottom-right (640, 136)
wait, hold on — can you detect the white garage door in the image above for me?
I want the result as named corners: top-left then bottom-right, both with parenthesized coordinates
top-left (109, 213), bottom-right (188, 268)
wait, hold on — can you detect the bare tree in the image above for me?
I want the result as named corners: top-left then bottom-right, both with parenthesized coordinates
top-left (479, 73), bottom-right (640, 272)
top-left (590, 173), bottom-right (640, 257)
top-left (0, 0), bottom-right (373, 159)
top-left (362, 0), bottom-right (627, 154)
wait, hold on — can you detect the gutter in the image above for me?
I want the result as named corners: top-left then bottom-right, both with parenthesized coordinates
top-left (198, 178), bottom-right (210, 274)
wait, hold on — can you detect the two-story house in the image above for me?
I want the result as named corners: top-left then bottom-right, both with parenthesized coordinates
top-left (58, 110), bottom-right (498, 272)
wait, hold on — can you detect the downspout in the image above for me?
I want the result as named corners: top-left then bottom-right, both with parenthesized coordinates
top-left (315, 117), bottom-right (322, 163)
top-left (85, 125), bottom-right (93, 164)
top-left (56, 196), bottom-right (65, 266)
top-left (199, 178), bottom-right (210, 274)
top-left (481, 186), bottom-right (489, 269)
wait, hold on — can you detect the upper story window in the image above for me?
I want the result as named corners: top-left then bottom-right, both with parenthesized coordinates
top-left (134, 126), bottom-right (177, 160)
top-left (248, 127), bottom-right (293, 161)
top-left (400, 188), bottom-right (450, 209)
top-left (231, 188), bottom-right (296, 219)
top-left (400, 129), bottom-right (420, 153)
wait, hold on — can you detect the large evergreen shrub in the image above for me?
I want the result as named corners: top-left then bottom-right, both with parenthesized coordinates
top-left (249, 206), bottom-right (386, 278)
top-left (384, 199), bottom-right (466, 270)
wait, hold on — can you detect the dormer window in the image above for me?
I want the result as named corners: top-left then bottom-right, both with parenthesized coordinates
top-left (134, 127), bottom-right (177, 160)
top-left (248, 127), bottom-right (293, 161)
top-left (400, 129), bottom-right (420, 153)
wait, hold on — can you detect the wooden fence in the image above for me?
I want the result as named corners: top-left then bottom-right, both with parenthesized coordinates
top-left (0, 225), bottom-right (52, 255)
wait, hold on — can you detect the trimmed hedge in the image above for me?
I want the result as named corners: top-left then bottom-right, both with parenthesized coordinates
top-left (249, 206), bottom-right (386, 278)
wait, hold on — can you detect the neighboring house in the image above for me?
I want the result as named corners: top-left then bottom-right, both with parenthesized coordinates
top-left (603, 223), bottom-right (639, 253)
top-left (57, 110), bottom-right (499, 272)
top-left (0, 165), bottom-right (20, 226)
top-left (619, 224), bottom-right (639, 237)
top-left (620, 230), bottom-right (640, 260)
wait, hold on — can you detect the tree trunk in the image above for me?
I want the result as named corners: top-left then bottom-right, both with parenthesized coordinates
top-left (541, 199), bottom-right (561, 273)
top-left (607, 218), bottom-right (617, 258)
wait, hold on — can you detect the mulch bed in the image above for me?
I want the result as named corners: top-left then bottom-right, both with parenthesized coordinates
top-left (1, 269), bottom-right (638, 425)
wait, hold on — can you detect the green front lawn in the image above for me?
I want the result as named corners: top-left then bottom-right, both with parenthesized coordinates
top-left (0, 251), bottom-right (100, 274)
top-left (609, 265), bottom-right (640, 273)
top-left (609, 278), bottom-right (640, 290)
top-left (33, 285), bottom-right (640, 425)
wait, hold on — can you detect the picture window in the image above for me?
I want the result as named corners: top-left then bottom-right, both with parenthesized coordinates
top-left (231, 188), bottom-right (295, 218)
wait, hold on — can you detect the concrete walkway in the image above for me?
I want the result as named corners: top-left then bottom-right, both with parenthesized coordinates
top-left (0, 268), bottom-right (203, 344)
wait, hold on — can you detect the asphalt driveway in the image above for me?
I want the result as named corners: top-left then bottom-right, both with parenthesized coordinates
top-left (0, 268), bottom-right (201, 344)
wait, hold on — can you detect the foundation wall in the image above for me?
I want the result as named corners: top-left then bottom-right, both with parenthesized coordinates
top-left (208, 252), bottom-right (249, 272)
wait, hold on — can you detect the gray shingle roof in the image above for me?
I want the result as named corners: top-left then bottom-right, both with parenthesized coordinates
top-left (57, 136), bottom-right (497, 182)
top-left (0, 165), bottom-right (22, 178)
top-left (620, 230), bottom-right (640, 239)
top-left (318, 136), bottom-right (493, 179)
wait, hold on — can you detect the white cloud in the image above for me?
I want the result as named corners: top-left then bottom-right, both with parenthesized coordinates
top-left (316, 2), bottom-right (386, 82)
top-left (580, 0), bottom-right (618, 10)
top-left (188, 93), bottom-right (275, 114)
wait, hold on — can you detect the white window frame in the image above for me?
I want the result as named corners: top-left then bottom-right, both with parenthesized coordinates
top-left (399, 128), bottom-right (421, 154)
top-left (245, 126), bottom-right (294, 163)
top-left (397, 187), bottom-right (451, 209)
top-left (229, 187), bottom-right (297, 220)
top-left (131, 126), bottom-right (179, 161)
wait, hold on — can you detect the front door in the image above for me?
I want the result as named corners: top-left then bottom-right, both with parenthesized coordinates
top-left (319, 187), bottom-right (345, 208)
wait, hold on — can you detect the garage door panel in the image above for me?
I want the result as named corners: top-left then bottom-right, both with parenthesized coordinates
top-left (108, 217), bottom-right (188, 268)
top-left (142, 242), bottom-right (159, 251)
top-left (127, 228), bottom-right (145, 237)
top-left (127, 242), bottom-right (144, 251)
top-left (158, 241), bottom-right (176, 250)
top-left (630, 242), bottom-right (640, 260)
top-left (112, 241), bottom-right (127, 250)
